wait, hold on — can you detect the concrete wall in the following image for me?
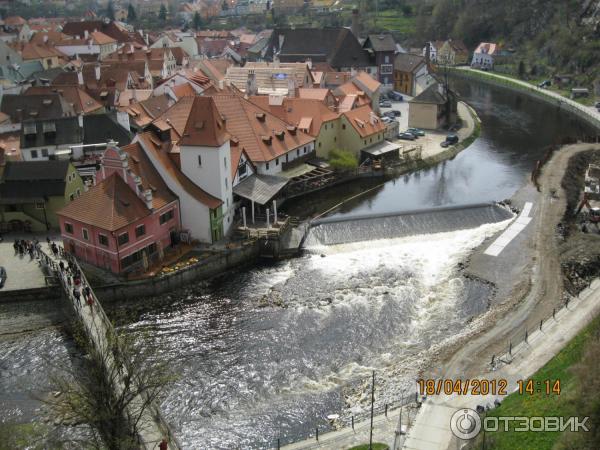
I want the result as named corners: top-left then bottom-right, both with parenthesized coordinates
top-left (408, 103), bottom-right (438, 130)
top-left (180, 142), bottom-right (234, 235)
top-left (315, 119), bottom-right (339, 158)
top-left (93, 242), bottom-right (261, 302)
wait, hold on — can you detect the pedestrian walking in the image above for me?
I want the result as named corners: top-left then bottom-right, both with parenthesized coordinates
top-left (73, 288), bottom-right (81, 308)
top-left (83, 286), bottom-right (91, 302)
top-left (59, 261), bottom-right (65, 272)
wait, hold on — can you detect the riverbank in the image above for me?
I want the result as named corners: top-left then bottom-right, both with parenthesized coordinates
top-left (404, 141), bottom-right (600, 450)
top-left (449, 67), bottom-right (600, 132)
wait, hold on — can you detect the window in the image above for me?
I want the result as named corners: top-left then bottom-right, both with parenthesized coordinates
top-left (69, 193), bottom-right (74, 201)
top-left (275, 158), bottom-right (279, 166)
top-left (41, 148), bottom-right (48, 157)
top-left (342, 124), bottom-right (346, 130)
top-left (297, 149), bottom-right (300, 156)
top-left (118, 232), bottom-right (129, 246)
top-left (286, 154), bottom-right (289, 163)
top-left (198, 155), bottom-right (202, 166)
top-left (238, 163), bottom-right (247, 177)
top-left (82, 228), bottom-right (89, 241)
top-left (99, 234), bottom-right (109, 246)
top-left (159, 209), bottom-right (174, 224)
top-left (35, 201), bottom-right (44, 209)
top-left (303, 146), bottom-right (307, 154)
top-left (135, 224), bottom-right (146, 237)
top-left (319, 142), bottom-right (322, 148)
top-left (266, 162), bottom-right (269, 170)
top-left (76, 188), bottom-right (81, 197)
top-left (384, 55), bottom-right (390, 64)
top-left (31, 150), bottom-right (38, 159)
top-left (225, 177), bottom-right (228, 188)
top-left (64, 223), bottom-right (73, 234)
top-left (224, 156), bottom-right (227, 168)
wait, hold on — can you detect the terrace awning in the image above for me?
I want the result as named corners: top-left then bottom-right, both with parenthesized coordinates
top-left (233, 174), bottom-right (289, 205)
top-left (362, 140), bottom-right (400, 157)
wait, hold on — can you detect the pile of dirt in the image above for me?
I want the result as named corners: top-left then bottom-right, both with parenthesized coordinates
top-left (559, 148), bottom-right (600, 294)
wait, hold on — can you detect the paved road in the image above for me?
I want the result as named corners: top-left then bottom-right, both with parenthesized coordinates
top-left (0, 240), bottom-right (47, 291)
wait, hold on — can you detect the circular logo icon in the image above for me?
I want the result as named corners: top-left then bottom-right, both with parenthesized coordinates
top-left (450, 408), bottom-right (482, 440)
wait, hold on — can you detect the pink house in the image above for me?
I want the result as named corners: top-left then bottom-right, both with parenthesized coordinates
top-left (57, 143), bottom-right (181, 274)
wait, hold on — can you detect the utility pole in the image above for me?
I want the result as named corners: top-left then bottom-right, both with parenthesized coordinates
top-left (369, 370), bottom-right (375, 450)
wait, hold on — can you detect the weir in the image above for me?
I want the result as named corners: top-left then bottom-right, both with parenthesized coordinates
top-left (304, 203), bottom-right (514, 247)
top-left (38, 246), bottom-right (180, 450)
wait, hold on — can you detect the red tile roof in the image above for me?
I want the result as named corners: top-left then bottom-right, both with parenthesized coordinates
top-left (179, 96), bottom-right (230, 147)
top-left (342, 105), bottom-right (386, 138)
top-left (58, 172), bottom-right (151, 231)
top-left (209, 93), bottom-right (314, 163)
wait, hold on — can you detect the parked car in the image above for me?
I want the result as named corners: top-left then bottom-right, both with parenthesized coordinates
top-left (390, 109), bottom-right (402, 117)
top-left (379, 100), bottom-right (392, 108)
top-left (381, 116), bottom-right (393, 124)
top-left (388, 91), bottom-right (404, 101)
top-left (538, 80), bottom-right (551, 88)
top-left (383, 111), bottom-right (396, 119)
top-left (407, 127), bottom-right (425, 136)
top-left (595, 102), bottom-right (600, 112)
top-left (446, 134), bottom-right (459, 144)
top-left (440, 141), bottom-right (450, 148)
top-left (0, 267), bottom-right (6, 288)
top-left (398, 132), bottom-right (416, 140)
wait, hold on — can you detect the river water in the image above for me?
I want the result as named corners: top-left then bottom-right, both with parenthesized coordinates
top-left (0, 79), bottom-right (596, 448)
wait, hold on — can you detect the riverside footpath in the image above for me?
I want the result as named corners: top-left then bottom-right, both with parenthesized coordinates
top-left (39, 242), bottom-right (180, 450)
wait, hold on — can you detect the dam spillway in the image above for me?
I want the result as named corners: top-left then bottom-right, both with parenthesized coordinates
top-left (305, 203), bottom-right (515, 247)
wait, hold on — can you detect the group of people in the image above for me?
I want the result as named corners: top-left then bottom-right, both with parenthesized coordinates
top-left (12, 238), bottom-right (42, 260)
top-left (57, 258), bottom-right (94, 312)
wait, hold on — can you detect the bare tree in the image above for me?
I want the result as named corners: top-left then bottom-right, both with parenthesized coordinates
top-left (43, 322), bottom-right (175, 450)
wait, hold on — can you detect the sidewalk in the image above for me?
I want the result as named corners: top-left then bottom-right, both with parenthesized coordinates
top-left (402, 278), bottom-right (600, 450)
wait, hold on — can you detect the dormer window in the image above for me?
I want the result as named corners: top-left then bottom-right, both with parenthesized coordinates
top-left (256, 112), bottom-right (265, 122)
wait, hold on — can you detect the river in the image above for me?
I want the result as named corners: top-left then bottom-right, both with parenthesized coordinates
top-left (0, 79), bottom-right (596, 449)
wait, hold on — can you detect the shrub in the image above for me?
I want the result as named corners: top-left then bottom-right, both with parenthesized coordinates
top-left (329, 149), bottom-right (358, 171)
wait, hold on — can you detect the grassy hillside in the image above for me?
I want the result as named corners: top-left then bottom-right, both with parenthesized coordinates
top-left (468, 314), bottom-right (600, 450)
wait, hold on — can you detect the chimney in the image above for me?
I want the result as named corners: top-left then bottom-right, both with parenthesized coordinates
top-left (273, 55), bottom-right (280, 68)
top-left (306, 58), bottom-right (312, 70)
top-left (84, 30), bottom-right (89, 39)
top-left (129, 44), bottom-right (134, 53)
top-left (78, 114), bottom-right (83, 128)
top-left (43, 34), bottom-right (48, 44)
top-left (95, 63), bottom-right (101, 81)
top-left (143, 189), bottom-right (153, 209)
top-left (77, 68), bottom-right (84, 85)
top-left (287, 76), bottom-right (295, 97)
top-left (350, 66), bottom-right (357, 77)
top-left (246, 70), bottom-right (257, 96)
top-left (351, 8), bottom-right (361, 38)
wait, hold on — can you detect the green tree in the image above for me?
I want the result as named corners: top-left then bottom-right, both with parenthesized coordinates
top-left (193, 11), bottom-right (203, 30)
top-left (127, 3), bottom-right (136, 22)
top-left (106, 0), bottom-right (115, 20)
top-left (158, 3), bottom-right (167, 22)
